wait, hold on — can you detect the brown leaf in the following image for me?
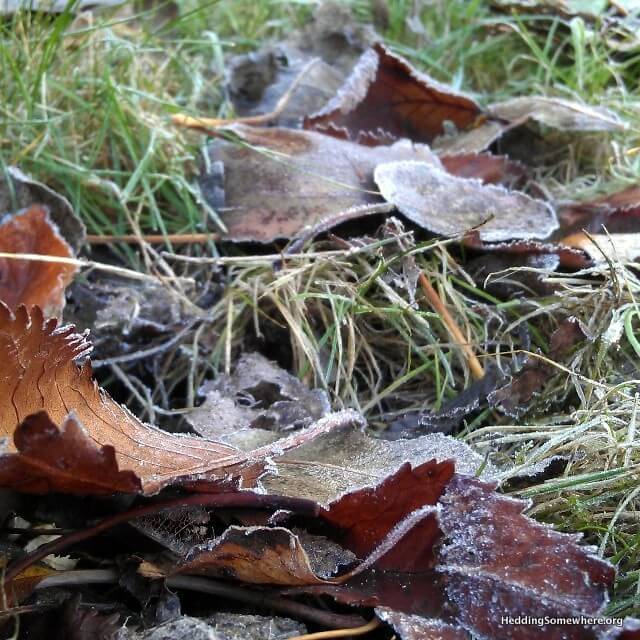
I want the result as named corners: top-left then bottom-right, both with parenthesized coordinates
top-left (440, 154), bottom-right (527, 187)
top-left (557, 185), bottom-right (640, 263)
top-left (0, 412), bottom-right (142, 495)
top-left (305, 43), bottom-right (482, 145)
top-left (0, 166), bottom-right (85, 252)
top-left (461, 233), bottom-right (592, 270)
top-left (0, 205), bottom-right (77, 317)
top-left (373, 160), bottom-right (558, 242)
top-left (322, 460), bottom-right (453, 568)
top-left (201, 124), bottom-right (440, 243)
top-left (435, 96), bottom-right (625, 154)
top-left (174, 526), bottom-right (330, 586)
top-left (0, 304), bottom-right (362, 494)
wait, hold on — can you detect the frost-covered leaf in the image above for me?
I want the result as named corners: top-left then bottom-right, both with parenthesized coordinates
top-left (373, 160), bottom-right (558, 242)
top-left (200, 124), bottom-right (440, 243)
top-left (377, 609), bottom-right (469, 640)
top-left (186, 352), bottom-right (330, 450)
top-left (437, 475), bottom-right (614, 639)
top-left (435, 96), bottom-right (625, 154)
top-left (305, 43), bottom-right (482, 145)
top-left (440, 153), bottom-right (527, 187)
top-left (558, 185), bottom-right (640, 263)
top-left (0, 304), bottom-right (361, 495)
top-left (489, 316), bottom-right (589, 417)
top-left (0, 205), bottom-right (77, 317)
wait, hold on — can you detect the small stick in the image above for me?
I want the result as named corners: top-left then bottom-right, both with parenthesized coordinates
top-left (87, 232), bottom-right (220, 245)
top-left (171, 58), bottom-right (320, 133)
top-left (287, 618), bottom-right (381, 640)
top-left (33, 570), bottom-right (367, 631)
top-left (418, 271), bottom-right (485, 380)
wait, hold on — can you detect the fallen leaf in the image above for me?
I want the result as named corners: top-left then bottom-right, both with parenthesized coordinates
top-left (435, 96), bottom-right (625, 154)
top-left (0, 166), bottom-right (85, 252)
top-left (376, 609), bottom-right (470, 640)
top-left (200, 124), bottom-right (440, 243)
top-left (488, 316), bottom-right (589, 417)
top-left (186, 352), bottom-right (331, 449)
top-left (436, 474), bottom-right (614, 639)
top-left (557, 184), bottom-right (640, 263)
top-left (373, 160), bottom-right (558, 241)
top-left (0, 205), bottom-right (77, 317)
top-left (440, 153), bottom-right (527, 187)
top-left (226, 4), bottom-right (374, 126)
top-left (304, 43), bottom-right (482, 145)
top-left (0, 304), bottom-right (363, 495)
top-left (488, 96), bottom-right (626, 132)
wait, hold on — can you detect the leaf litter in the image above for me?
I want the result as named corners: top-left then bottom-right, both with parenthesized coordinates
top-left (2, 3), bottom-right (640, 639)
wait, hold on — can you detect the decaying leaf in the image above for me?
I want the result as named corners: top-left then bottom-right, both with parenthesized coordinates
top-left (304, 43), bottom-right (482, 145)
top-left (489, 96), bottom-right (626, 132)
top-left (0, 166), bottom-right (85, 252)
top-left (440, 153), bottom-right (527, 187)
top-left (0, 205), bottom-right (77, 317)
top-left (435, 96), bottom-right (625, 154)
top-left (186, 352), bottom-right (331, 449)
top-left (373, 160), bottom-right (558, 241)
top-left (226, 3), bottom-right (375, 125)
top-left (557, 184), bottom-right (640, 263)
top-left (0, 304), bottom-right (362, 495)
top-left (489, 316), bottom-right (589, 417)
top-left (200, 124), bottom-right (440, 243)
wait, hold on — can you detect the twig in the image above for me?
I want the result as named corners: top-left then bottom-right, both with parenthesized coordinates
top-left (287, 618), bottom-right (381, 640)
top-left (87, 233), bottom-right (220, 245)
top-left (171, 58), bottom-right (320, 133)
top-left (4, 493), bottom-right (319, 584)
top-left (418, 271), bottom-right (485, 380)
top-left (33, 570), bottom-right (367, 630)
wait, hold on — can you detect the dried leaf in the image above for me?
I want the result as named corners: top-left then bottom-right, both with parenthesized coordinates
top-left (557, 185), bottom-right (640, 263)
top-left (435, 96), bottom-right (625, 154)
top-left (305, 43), bottom-right (482, 145)
top-left (201, 124), bottom-right (440, 243)
top-left (440, 154), bottom-right (527, 187)
top-left (0, 304), bottom-right (362, 494)
top-left (186, 352), bottom-right (331, 449)
top-left (373, 161), bottom-right (558, 242)
top-left (0, 205), bottom-right (77, 317)
top-left (0, 166), bottom-right (85, 252)
top-left (488, 317), bottom-right (589, 417)
top-left (488, 96), bottom-right (626, 132)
